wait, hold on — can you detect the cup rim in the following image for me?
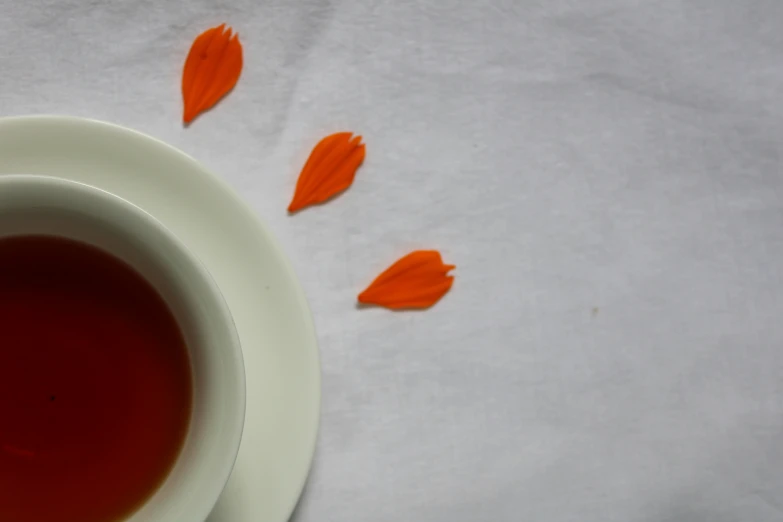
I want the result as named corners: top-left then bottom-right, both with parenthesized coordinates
top-left (0, 174), bottom-right (247, 521)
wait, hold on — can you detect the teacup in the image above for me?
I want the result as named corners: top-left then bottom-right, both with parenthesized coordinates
top-left (0, 175), bottom-right (245, 521)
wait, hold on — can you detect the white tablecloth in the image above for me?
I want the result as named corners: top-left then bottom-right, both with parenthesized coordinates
top-left (3, 1), bottom-right (783, 520)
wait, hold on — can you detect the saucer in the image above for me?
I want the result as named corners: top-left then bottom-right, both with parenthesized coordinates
top-left (0, 116), bottom-right (321, 522)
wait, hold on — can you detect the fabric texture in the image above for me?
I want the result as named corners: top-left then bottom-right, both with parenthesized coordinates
top-left (3, 1), bottom-right (783, 520)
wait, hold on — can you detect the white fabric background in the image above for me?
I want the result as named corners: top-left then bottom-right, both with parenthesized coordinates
top-left (3, 0), bottom-right (783, 520)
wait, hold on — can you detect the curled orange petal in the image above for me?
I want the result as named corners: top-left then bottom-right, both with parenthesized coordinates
top-left (182, 24), bottom-right (243, 124)
top-left (288, 132), bottom-right (365, 212)
top-left (358, 250), bottom-right (455, 309)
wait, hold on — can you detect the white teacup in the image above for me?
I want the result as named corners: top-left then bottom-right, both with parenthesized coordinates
top-left (0, 175), bottom-right (246, 521)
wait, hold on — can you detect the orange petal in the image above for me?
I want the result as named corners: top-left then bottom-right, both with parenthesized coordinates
top-left (288, 132), bottom-right (365, 212)
top-left (358, 250), bottom-right (455, 309)
top-left (182, 24), bottom-right (243, 124)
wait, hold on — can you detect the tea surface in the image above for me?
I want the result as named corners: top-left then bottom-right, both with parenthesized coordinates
top-left (0, 236), bottom-right (193, 522)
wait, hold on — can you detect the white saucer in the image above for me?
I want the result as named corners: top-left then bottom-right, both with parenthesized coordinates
top-left (0, 116), bottom-right (321, 522)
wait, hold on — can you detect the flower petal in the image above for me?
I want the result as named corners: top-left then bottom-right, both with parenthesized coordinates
top-left (182, 24), bottom-right (243, 124)
top-left (288, 132), bottom-right (365, 212)
top-left (358, 250), bottom-right (455, 309)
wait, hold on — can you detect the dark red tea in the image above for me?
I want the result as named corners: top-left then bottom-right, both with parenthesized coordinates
top-left (0, 236), bottom-right (193, 522)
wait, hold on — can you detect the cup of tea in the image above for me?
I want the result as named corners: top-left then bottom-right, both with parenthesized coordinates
top-left (0, 175), bottom-right (246, 521)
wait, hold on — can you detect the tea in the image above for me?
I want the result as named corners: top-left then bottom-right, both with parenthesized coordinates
top-left (0, 236), bottom-right (193, 522)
